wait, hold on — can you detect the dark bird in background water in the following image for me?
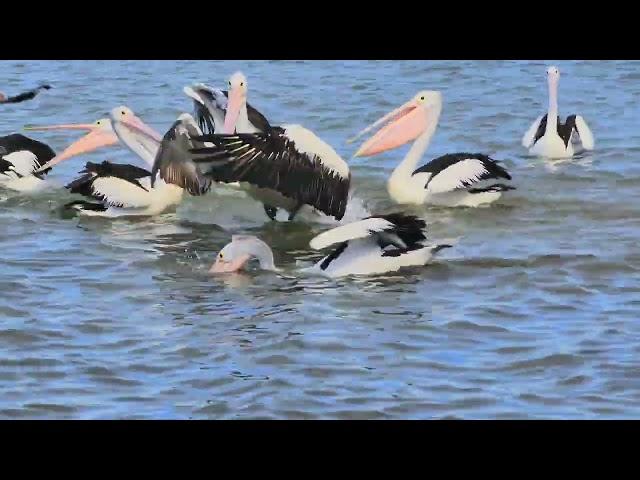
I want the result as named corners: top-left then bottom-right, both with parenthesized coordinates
top-left (0, 84), bottom-right (52, 104)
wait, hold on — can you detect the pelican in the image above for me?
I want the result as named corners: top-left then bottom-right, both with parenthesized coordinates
top-left (349, 91), bottom-right (514, 207)
top-left (210, 214), bottom-right (452, 277)
top-left (191, 72), bottom-right (351, 221)
top-left (522, 66), bottom-right (594, 158)
top-left (183, 82), bottom-right (270, 134)
top-left (0, 84), bottom-right (51, 104)
top-left (34, 107), bottom-right (209, 217)
top-left (0, 133), bottom-right (57, 192)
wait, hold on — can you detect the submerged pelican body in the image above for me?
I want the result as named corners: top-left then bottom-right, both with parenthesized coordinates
top-left (210, 214), bottom-right (451, 278)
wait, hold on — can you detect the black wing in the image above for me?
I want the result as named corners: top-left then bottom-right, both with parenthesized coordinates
top-left (191, 88), bottom-right (270, 134)
top-left (558, 115), bottom-right (576, 147)
top-left (0, 133), bottom-right (56, 177)
top-left (66, 161), bottom-right (151, 206)
top-left (369, 213), bottom-right (428, 247)
top-left (246, 103), bottom-right (271, 132)
top-left (533, 114), bottom-right (548, 145)
top-left (412, 153), bottom-right (511, 190)
top-left (2, 85), bottom-right (51, 104)
top-left (0, 133), bottom-right (55, 166)
top-left (190, 129), bottom-right (350, 220)
top-left (151, 120), bottom-right (212, 196)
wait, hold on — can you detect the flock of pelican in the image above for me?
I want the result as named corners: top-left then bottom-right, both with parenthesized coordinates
top-left (0, 66), bottom-right (594, 278)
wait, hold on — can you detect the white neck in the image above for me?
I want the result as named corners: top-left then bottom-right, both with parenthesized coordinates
top-left (236, 237), bottom-right (278, 271)
top-left (547, 79), bottom-right (559, 131)
top-left (113, 123), bottom-right (160, 168)
top-left (237, 101), bottom-right (252, 133)
top-left (252, 244), bottom-right (277, 271)
top-left (389, 106), bottom-right (441, 185)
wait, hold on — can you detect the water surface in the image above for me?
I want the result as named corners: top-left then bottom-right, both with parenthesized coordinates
top-left (1, 60), bottom-right (639, 419)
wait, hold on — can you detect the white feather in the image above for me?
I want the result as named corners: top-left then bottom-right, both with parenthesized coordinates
top-left (425, 159), bottom-right (490, 194)
top-left (310, 237), bottom-right (445, 278)
top-left (309, 217), bottom-right (395, 250)
top-left (91, 176), bottom-right (154, 208)
top-left (522, 115), bottom-right (543, 148)
top-left (575, 115), bottom-right (595, 150)
top-left (282, 124), bottom-right (349, 178)
top-left (3, 151), bottom-right (39, 177)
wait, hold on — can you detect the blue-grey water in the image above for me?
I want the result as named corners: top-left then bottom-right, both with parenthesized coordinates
top-left (1, 60), bottom-right (639, 419)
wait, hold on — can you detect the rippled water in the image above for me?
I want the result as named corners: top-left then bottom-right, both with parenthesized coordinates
top-left (1, 60), bottom-right (639, 419)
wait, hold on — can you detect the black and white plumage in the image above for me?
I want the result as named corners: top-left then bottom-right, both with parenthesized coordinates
top-left (65, 161), bottom-right (153, 212)
top-left (412, 153), bottom-right (515, 195)
top-left (0, 85), bottom-right (51, 104)
top-left (523, 113), bottom-right (594, 157)
top-left (308, 213), bottom-right (452, 277)
top-left (188, 72), bottom-right (352, 222)
top-left (0, 134), bottom-right (56, 191)
top-left (351, 90), bottom-right (514, 207)
top-left (150, 114), bottom-right (212, 196)
top-left (210, 214), bottom-right (452, 278)
top-left (53, 107), bottom-right (189, 217)
top-left (191, 125), bottom-right (351, 221)
top-left (522, 66), bottom-right (594, 158)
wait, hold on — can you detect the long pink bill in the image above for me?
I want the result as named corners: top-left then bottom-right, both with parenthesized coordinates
top-left (352, 100), bottom-right (429, 157)
top-left (35, 128), bottom-right (119, 173)
top-left (209, 254), bottom-right (251, 274)
top-left (117, 115), bottom-right (163, 143)
top-left (25, 123), bottom-right (98, 132)
top-left (223, 87), bottom-right (244, 134)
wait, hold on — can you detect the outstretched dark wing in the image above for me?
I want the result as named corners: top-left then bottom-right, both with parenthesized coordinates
top-left (151, 120), bottom-right (212, 196)
top-left (2, 85), bottom-right (51, 104)
top-left (191, 128), bottom-right (350, 220)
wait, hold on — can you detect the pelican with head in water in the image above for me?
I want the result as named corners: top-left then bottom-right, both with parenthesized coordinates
top-left (191, 71), bottom-right (352, 222)
top-left (349, 90), bottom-right (515, 207)
top-left (210, 213), bottom-right (452, 277)
top-left (522, 66), bottom-right (594, 159)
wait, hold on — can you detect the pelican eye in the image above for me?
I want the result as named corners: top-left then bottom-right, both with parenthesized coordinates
top-left (420, 96), bottom-right (425, 101)
top-left (240, 82), bottom-right (244, 87)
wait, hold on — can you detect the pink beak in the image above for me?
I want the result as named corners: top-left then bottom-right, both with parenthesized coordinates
top-left (209, 254), bottom-right (251, 274)
top-left (25, 123), bottom-right (98, 132)
top-left (32, 124), bottom-right (119, 172)
top-left (117, 114), bottom-right (163, 143)
top-left (223, 86), bottom-right (245, 134)
top-left (351, 99), bottom-right (430, 157)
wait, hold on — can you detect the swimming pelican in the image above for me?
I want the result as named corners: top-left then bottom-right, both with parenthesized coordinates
top-left (191, 72), bottom-right (351, 221)
top-left (210, 214), bottom-right (452, 277)
top-left (522, 66), bottom-right (594, 158)
top-left (350, 91), bottom-right (514, 207)
top-left (34, 107), bottom-right (210, 217)
top-left (0, 84), bottom-right (51, 104)
top-left (0, 133), bottom-right (57, 192)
